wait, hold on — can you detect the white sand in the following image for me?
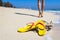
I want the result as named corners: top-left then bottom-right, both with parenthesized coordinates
top-left (0, 7), bottom-right (60, 40)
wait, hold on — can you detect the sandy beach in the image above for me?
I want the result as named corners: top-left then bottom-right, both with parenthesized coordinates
top-left (0, 7), bottom-right (60, 40)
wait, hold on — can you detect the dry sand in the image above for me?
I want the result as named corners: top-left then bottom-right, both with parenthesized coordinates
top-left (0, 7), bottom-right (60, 40)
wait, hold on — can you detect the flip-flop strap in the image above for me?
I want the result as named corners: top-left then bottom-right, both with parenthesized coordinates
top-left (29, 22), bottom-right (34, 28)
top-left (28, 22), bottom-right (45, 29)
top-left (27, 22), bottom-right (34, 28)
top-left (35, 22), bottom-right (45, 28)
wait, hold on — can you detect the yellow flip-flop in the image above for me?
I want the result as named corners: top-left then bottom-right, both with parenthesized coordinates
top-left (17, 22), bottom-right (34, 32)
top-left (35, 20), bottom-right (46, 36)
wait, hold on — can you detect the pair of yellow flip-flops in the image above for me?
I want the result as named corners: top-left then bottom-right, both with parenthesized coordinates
top-left (17, 20), bottom-right (46, 36)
